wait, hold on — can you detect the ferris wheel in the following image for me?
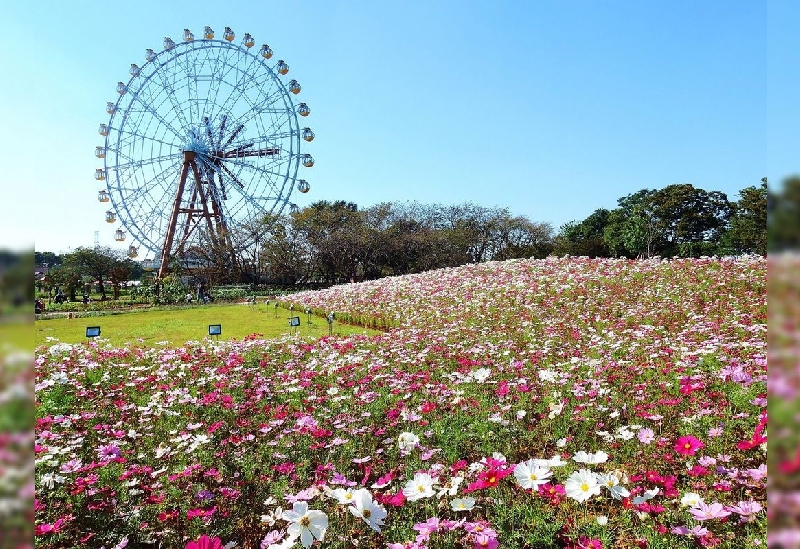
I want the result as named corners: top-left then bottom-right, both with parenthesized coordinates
top-left (94, 26), bottom-right (314, 277)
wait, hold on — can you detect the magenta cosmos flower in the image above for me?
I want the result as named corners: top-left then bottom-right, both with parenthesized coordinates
top-left (185, 535), bottom-right (223, 549)
top-left (674, 435), bottom-right (704, 456)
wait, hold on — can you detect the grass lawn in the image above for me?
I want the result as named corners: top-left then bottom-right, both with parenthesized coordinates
top-left (34, 302), bottom-right (381, 346)
top-left (1, 320), bottom-right (33, 351)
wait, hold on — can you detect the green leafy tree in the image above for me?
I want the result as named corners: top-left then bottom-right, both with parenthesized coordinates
top-left (768, 176), bottom-right (800, 250)
top-left (719, 178), bottom-right (767, 255)
top-left (45, 264), bottom-right (82, 302)
top-left (554, 209), bottom-right (610, 257)
top-left (62, 246), bottom-right (132, 300)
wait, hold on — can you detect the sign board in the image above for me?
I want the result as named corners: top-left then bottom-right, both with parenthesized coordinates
top-left (208, 324), bottom-right (222, 336)
top-left (289, 316), bottom-right (301, 327)
top-left (86, 326), bottom-right (101, 338)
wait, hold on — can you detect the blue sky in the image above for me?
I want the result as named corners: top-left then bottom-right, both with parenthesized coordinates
top-left (4, 1), bottom-right (795, 254)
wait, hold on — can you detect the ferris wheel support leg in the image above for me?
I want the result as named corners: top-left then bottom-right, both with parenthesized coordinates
top-left (188, 158), bottom-right (223, 251)
top-left (158, 152), bottom-right (193, 278)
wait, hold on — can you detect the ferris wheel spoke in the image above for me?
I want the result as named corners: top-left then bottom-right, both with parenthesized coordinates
top-left (154, 64), bottom-right (195, 132)
top-left (111, 152), bottom-right (183, 171)
top-left (212, 47), bottom-right (264, 113)
top-left (113, 122), bottom-right (184, 151)
top-left (202, 51), bottom-right (243, 124)
top-left (127, 87), bottom-right (187, 141)
top-left (224, 86), bottom-right (287, 139)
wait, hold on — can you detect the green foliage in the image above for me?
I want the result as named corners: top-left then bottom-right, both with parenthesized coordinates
top-left (768, 176), bottom-right (800, 251)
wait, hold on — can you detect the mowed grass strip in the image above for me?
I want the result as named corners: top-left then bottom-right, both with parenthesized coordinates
top-left (35, 303), bottom-right (381, 346)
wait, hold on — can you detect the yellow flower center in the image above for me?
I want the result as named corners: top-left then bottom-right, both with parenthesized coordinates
top-left (530, 474), bottom-right (537, 480)
top-left (417, 485), bottom-right (425, 492)
top-left (300, 516), bottom-right (310, 527)
top-left (684, 443), bottom-right (692, 449)
top-left (581, 483), bottom-right (589, 491)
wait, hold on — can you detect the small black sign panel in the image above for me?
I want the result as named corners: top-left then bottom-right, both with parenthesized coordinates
top-left (86, 326), bottom-right (101, 338)
top-left (289, 316), bottom-right (301, 327)
top-left (208, 324), bottom-right (222, 336)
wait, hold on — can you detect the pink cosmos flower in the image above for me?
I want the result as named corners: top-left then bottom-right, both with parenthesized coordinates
top-left (473, 534), bottom-right (499, 549)
top-left (727, 500), bottom-right (762, 522)
top-left (413, 517), bottom-right (441, 542)
top-left (186, 535), bottom-right (223, 549)
top-left (637, 428), bottom-right (655, 444)
top-left (674, 435), bottom-right (704, 456)
top-left (578, 537), bottom-right (603, 549)
top-left (688, 501), bottom-right (731, 521)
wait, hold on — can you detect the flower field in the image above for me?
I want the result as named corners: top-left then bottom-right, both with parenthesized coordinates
top-left (34, 256), bottom-right (767, 548)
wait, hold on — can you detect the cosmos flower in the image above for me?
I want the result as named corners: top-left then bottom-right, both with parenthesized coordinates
top-left (595, 472), bottom-right (630, 500)
top-left (513, 459), bottom-right (553, 490)
top-left (185, 535), bottom-right (223, 549)
top-left (674, 435), bottom-right (704, 456)
top-left (680, 492), bottom-right (704, 508)
top-left (398, 432), bottom-right (420, 452)
top-left (451, 497), bottom-right (476, 511)
top-left (564, 469), bottom-right (602, 503)
top-left (572, 450), bottom-right (609, 464)
top-left (688, 501), bottom-right (731, 521)
top-left (403, 472), bottom-right (436, 501)
top-left (348, 489), bottom-right (387, 532)
top-left (281, 502), bottom-right (328, 548)
top-left (637, 428), bottom-right (655, 444)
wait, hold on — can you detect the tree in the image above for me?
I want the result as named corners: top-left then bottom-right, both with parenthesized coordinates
top-left (603, 190), bottom-right (659, 258)
top-left (35, 251), bottom-right (62, 267)
top-left (602, 185), bottom-right (733, 258)
top-left (259, 214), bottom-right (315, 285)
top-left (292, 201), bottom-right (366, 283)
top-left (768, 176), bottom-right (800, 251)
top-left (46, 264), bottom-right (82, 302)
top-left (493, 215), bottom-right (554, 260)
top-left (553, 209), bottom-right (610, 257)
top-left (108, 258), bottom-right (136, 300)
top-left (719, 178), bottom-right (767, 255)
top-left (62, 247), bottom-right (115, 299)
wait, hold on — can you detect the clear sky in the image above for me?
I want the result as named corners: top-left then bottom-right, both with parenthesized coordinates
top-left (4, 1), bottom-right (795, 255)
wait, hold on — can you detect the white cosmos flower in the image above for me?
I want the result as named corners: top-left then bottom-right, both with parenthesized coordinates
top-left (564, 469), bottom-right (602, 503)
top-left (471, 368), bottom-right (491, 382)
top-left (437, 476), bottom-right (464, 497)
top-left (281, 502), bottom-right (328, 548)
top-left (532, 454), bottom-right (568, 468)
top-left (397, 432), bottom-right (419, 452)
top-left (616, 428), bottom-right (635, 441)
top-left (680, 492), bottom-right (704, 508)
top-left (348, 490), bottom-right (387, 532)
top-left (451, 497), bottom-right (476, 511)
top-left (331, 487), bottom-right (365, 505)
top-left (596, 472), bottom-right (630, 500)
top-left (513, 459), bottom-right (553, 490)
top-left (402, 472), bottom-right (436, 501)
top-left (631, 488), bottom-right (660, 505)
top-left (596, 515), bottom-right (609, 526)
top-left (38, 472), bottom-right (65, 489)
top-left (547, 402), bottom-right (564, 419)
top-left (572, 450), bottom-right (609, 464)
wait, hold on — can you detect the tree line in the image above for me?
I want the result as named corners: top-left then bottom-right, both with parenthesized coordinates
top-left (37, 179), bottom-right (769, 295)
top-left (36, 247), bottom-right (142, 302)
